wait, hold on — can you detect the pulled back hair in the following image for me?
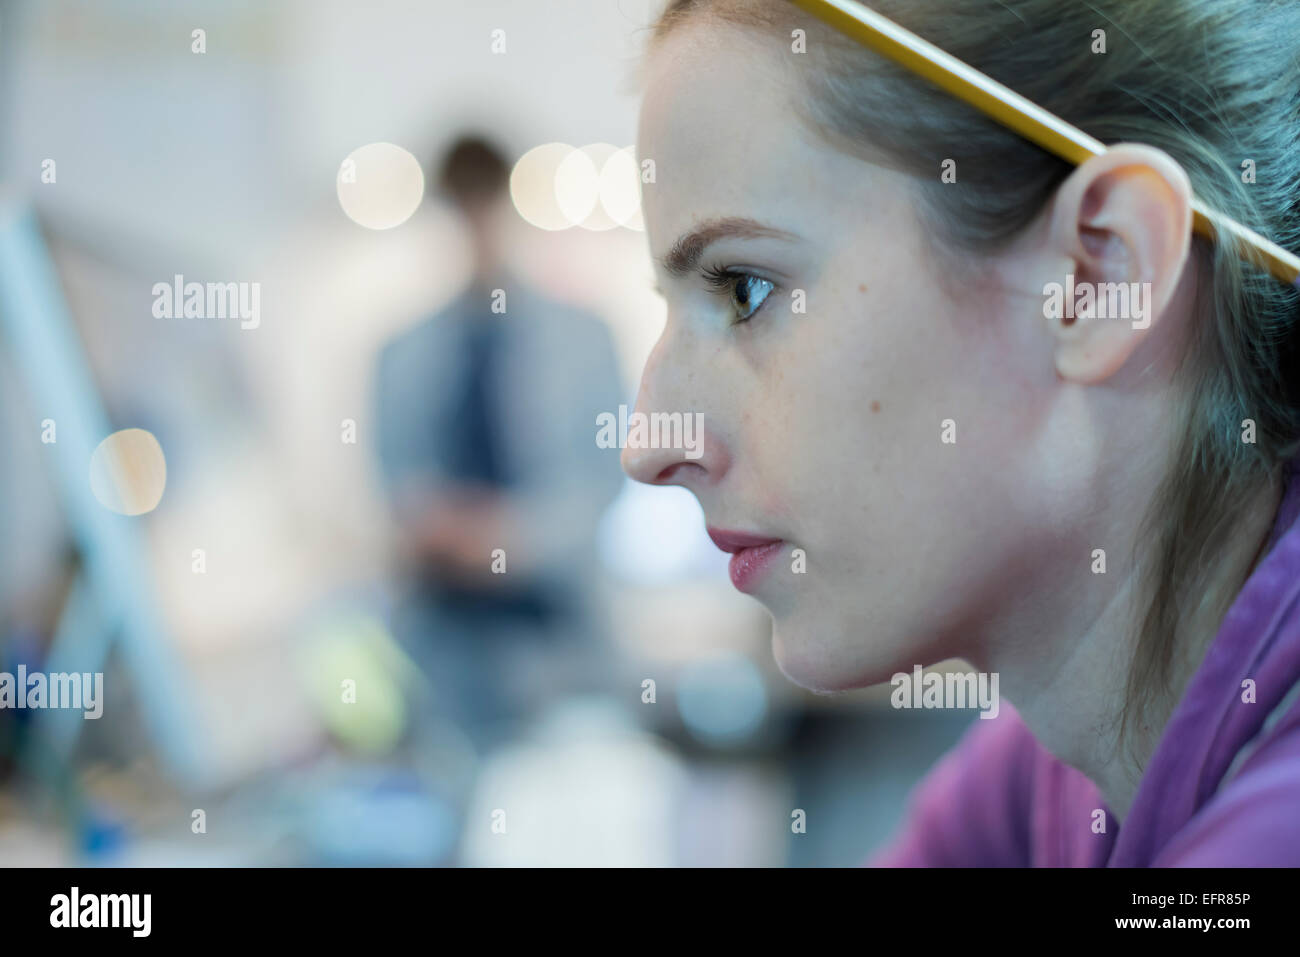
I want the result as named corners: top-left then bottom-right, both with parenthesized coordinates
top-left (648, 0), bottom-right (1300, 764)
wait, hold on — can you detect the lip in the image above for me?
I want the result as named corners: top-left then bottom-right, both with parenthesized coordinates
top-left (707, 527), bottom-right (786, 593)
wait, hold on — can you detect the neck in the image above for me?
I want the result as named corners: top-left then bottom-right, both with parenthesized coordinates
top-left (973, 469), bottom-right (1282, 824)
top-left (470, 258), bottom-right (507, 293)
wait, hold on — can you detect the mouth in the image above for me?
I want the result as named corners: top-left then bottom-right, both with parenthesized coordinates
top-left (706, 527), bottom-right (786, 593)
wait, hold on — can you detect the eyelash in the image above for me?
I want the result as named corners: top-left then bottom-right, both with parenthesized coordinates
top-left (701, 264), bottom-right (777, 326)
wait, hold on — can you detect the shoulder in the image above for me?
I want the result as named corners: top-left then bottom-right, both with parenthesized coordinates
top-left (506, 286), bottom-right (619, 377)
top-left (868, 705), bottom-right (1047, 866)
top-left (931, 703), bottom-right (1042, 789)
top-left (1156, 705), bottom-right (1300, 866)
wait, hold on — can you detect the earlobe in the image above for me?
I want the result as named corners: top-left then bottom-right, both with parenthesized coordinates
top-left (1042, 143), bottom-right (1194, 384)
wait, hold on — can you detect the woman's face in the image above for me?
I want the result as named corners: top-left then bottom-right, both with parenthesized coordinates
top-left (626, 23), bottom-right (1070, 692)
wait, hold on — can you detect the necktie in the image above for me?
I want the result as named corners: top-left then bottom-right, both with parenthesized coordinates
top-left (445, 315), bottom-right (503, 485)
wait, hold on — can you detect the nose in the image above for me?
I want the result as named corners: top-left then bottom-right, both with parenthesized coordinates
top-left (621, 428), bottom-right (709, 487)
top-left (620, 331), bottom-right (728, 490)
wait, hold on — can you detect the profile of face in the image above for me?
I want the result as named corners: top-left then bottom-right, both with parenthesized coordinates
top-left (623, 20), bottom-right (1196, 694)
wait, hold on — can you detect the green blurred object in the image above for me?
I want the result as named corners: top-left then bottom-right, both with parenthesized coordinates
top-left (300, 615), bottom-right (423, 755)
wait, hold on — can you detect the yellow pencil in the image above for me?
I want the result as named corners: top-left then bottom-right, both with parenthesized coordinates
top-left (790, 0), bottom-right (1300, 290)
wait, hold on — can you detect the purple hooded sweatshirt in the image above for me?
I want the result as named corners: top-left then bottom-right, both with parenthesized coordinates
top-left (870, 456), bottom-right (1300, 867)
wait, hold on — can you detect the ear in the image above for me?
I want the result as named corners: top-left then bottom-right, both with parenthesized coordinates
top-left (1041, 143), bottom-right (1193, 383)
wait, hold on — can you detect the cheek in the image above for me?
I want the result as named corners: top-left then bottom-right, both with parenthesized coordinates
top-left (755, 292), bottom-right (909, 506)
top-left (763, 283), bottom-right (967, 560)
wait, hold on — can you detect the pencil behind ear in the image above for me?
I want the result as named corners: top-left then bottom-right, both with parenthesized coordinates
top-left (1043, 143), bottom-right (1194, 384)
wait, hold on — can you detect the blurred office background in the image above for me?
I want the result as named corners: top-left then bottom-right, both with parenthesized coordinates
top-left (0, 0), bottom-right (973, 866)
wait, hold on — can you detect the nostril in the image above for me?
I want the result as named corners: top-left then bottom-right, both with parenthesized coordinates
top-left (654, 461), bottom-right (701, 485)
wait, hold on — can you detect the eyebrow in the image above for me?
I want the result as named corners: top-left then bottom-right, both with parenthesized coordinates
top-left (656, 216), bottom-right (799, 278)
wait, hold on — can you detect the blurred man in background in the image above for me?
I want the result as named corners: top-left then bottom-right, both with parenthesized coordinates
top-left (372, 133), bottom-right (627, 754)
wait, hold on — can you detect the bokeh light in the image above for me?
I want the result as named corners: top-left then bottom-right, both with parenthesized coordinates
top-left (677, 653), bottom-right (769, 746)
top-left (571, 143), bottom-right (619, 231)
top-left (553, 146), bottom-right (601, 227)
top-left (336, 142), bottom-right (425, 230)
top-left (88, 428), bottom-right (167, 516)
top-left (599, 146), bottom-right (643, 231)
top-left (509, 142), bottom-right (578, 231)
top-left (511, 142), bottom-right (644, 232)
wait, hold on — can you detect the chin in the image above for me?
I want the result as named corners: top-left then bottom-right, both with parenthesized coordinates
top-left (769, 617), bottom-right (891, 695)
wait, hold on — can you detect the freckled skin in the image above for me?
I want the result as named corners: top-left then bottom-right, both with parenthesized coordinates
top-left (625, 21), bottom-right (1073, 693)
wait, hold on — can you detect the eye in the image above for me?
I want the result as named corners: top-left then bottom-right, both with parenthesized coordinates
top-left (701, 265), bottom-right (776, 324)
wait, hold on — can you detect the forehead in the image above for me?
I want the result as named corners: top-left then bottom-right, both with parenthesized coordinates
top-left (637, 22), bottom-right (827, 245)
